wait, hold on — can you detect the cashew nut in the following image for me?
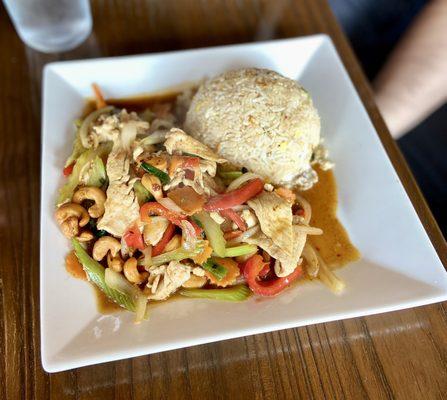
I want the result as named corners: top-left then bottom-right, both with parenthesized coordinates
top-left (72, 186), bottom-right (106, 218)
top-left (123, 257), bottom-right (148, 284)
top-left (107, 253), bottom-right (124, 272)
top-left (77, 231), bottom-right (95, 242)
top-left (92, 236), bottom-right (121, 261)
top-left (141, 174), bottom-right (163, 200)
top-left (182, 275), bottom-right (207, 288)
top-left (55, 203), bottom-right (90, 238)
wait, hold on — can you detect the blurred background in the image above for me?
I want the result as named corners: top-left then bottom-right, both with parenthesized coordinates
top-left (330, 0), bottom-right (446, 237)
top-left (2, 0), bottom-right (446, 236)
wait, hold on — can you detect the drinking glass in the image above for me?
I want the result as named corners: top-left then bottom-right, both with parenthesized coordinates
top-left (3, 0), bottom-right (92, 53)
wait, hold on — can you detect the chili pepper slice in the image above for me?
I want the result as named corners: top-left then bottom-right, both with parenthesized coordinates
top-left (152, 223), bottom-right (176, 256)
top-left (204, 178), bottom-right (264, 211)
top-left (243, 254), bottom-right (303, 296)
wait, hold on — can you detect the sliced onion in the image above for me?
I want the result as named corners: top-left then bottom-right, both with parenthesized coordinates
top-left (140, 246), bottom-right (152, 270)
top-left (139, 130), bottom-right (167, 146)
top-left (228, 225), bottom-right (260, 244)
top-left (293, 225), bottom-right (323, 235)
top-left (295, 194), bottom-right (312, 225)
top-left (230, 205), bottom-right (251, 212)
top-left (226, 172), bottom-right (263, 192)
top-left (79, 106), bottom-right (114, 148)
top-left (121, 121), bottom-right (138, 150)
top-left (157, 197), bottom-right (187, 214)
top-left (180, 220), bottom-right (197, 251)
top-left (121, 235), bottom-right (130, 258)
top-left (104, 268), bottom-right (147, 323)
top-left (302, 243), bottom-right (319, 278)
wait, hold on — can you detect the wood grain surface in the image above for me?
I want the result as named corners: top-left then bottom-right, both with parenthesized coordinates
top-left (0, 0), bottom-right (446, 399)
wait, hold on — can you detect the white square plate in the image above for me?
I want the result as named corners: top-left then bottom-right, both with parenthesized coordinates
top-left (40, 35), bottom-right (447, 372)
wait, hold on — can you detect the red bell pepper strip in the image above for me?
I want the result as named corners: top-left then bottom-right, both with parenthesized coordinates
top-left (152, 223), bottom-right (176, 256)
top-left (243, 254), bottom-right (303, 296)
top-left (140, 202), bottom-right (202, 236)
top-left (63, 162), bottom-right (75, 177)
top-left (220, 208), bottom-right (247, 231)
top-left (204, 178), bottom-right (264, 211)
top-left (123, 223), bottom-right (145, 251)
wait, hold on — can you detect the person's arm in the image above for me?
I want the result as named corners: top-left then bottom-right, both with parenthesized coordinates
top-left (374, 0), bottom-right (447, 139)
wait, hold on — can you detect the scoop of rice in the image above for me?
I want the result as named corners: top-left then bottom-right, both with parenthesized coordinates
top-left (184, 68), bottom-right (320, 188)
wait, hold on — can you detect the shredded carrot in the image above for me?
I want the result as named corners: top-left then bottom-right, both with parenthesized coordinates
top-left (92, 83), bottom-right (107, 109)
top-left (192, 240), bottom-right (213, 265)
top-left (65, 251), bottom-right (87, 280)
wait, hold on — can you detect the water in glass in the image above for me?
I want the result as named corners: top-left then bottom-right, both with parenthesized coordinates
top-left (3, 0), bottom-right (92, 53)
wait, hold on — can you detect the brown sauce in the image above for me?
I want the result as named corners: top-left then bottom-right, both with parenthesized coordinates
top-left (302, 167), bottom-right (361, 269)
top-left (83, 83), bottom-right (197, 116)
top-left (95, 285), bottom-right (183, 314)
top-left (107, 91), bottom-right (180, 112)
top-left (93, 285), bottom-right (123, 314)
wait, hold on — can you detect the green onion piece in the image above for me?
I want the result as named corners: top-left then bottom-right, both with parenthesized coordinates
top-left (141, 162), bottom-right (170, 185)
top-left (194, 211), bottom-right (226, 257)
top-left (72, 239), bottom-right (147, 322)
top-left (179, 285), bottom-right (251, 302)
top-left (218, 171), bottom-right (243, 180)
top-left (223, 244), bottom-right (258, 258)
top-left (202, 259), bottom-right (228, 281)
top-left (133, 180), bottom-right (154, 205)
top-left (151, 241), bottom-right (206, 266)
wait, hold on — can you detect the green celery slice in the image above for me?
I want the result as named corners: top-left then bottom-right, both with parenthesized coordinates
top-left (202, 259), bottom-right (228, 281)
top-left (72, 239), bottom-right (143, 316)
top-left (133, 180), bottom-right (154, 205)
top-left (194, 211), bottom-right (226, 257)
top-left (179, 285), bottom-right (250, 302)
top-left (224, 244), bottom-right (258, 258)
top-left (86, 156), bottom-right (107, 187)
top-left (57, 149), bottom-right (96, 205)
top-left (150, 241), bottom-right (206, 266)
top-left (64, 128), bottom-right (87, 168)
top-left (57, 142), bottom-right (111, 205)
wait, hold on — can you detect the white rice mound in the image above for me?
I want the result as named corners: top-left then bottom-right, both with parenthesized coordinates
top-left (184, 68), bottom-right (321, 187)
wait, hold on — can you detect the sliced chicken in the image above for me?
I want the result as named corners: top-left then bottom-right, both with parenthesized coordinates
top-left (97, 148), bottom-right (140, 237)
top-left (164, 128), bottom-right (227, 163)
top-left (247, 192), bottom-right (293, 255)
top-left (146, 261), bottom-right (192, 300)
top-left (244, 225), bottom-right (306, 277)
top-left (88, 110), bottom-right (149, 149)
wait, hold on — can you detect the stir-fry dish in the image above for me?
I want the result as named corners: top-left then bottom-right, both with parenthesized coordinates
top-left (56, 69), bottom-right (351, 323)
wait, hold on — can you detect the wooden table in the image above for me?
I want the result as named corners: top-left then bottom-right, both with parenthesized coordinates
top-left (1, 1), bottom-right (446, 399)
